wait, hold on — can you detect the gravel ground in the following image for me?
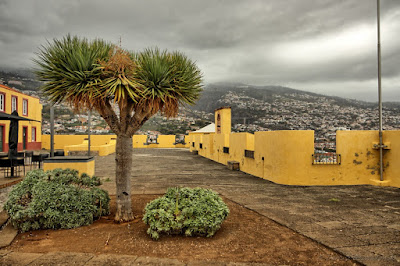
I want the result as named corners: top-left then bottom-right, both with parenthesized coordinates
top-left (0, 186), bottom-right (13, 210)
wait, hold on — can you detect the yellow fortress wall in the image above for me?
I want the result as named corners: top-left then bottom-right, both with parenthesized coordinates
top-left (192, 129), bottom-right (399, 187)
top-left (41, 105), bottom-right (399, 188)
top-left (42, 135), bottom-right (115, 150)
top-left (156, 135), bottom-right (176, 148)
top-left (215, 107), bottom-right (231, 134)
top-left (186, 106), bottom-right (400, 188)
top-left (383, 130), bottom-right (400, 187)
top-left (212, 133), bottom-right (230, 164)
top-left (42, 134), bottom-right (189, 153)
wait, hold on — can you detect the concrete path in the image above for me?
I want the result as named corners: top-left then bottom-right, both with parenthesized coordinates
top-left (95, 149), bottom-right (400, 266)
top-left (0, 250), bottom-right (265, 266)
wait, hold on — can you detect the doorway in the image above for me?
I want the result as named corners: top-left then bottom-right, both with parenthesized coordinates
top-left (23, 126), bottom-right (28, 150)
top-left (0, 125), bottom-right (4, 151)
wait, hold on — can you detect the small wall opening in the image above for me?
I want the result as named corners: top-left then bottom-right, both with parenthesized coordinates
top-left (244, 150), bottom-right (255, 159)
top-left (174, 134), bottom-right (186, 144)
top-left (146, 134), bottom-right (158, 144)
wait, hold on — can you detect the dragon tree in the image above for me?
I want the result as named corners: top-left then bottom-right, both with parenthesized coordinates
top-left (34, 35), bottom-right (203, 222)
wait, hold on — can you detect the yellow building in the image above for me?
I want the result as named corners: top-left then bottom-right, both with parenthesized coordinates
top-left (0, 84), bottom-right (42, 151)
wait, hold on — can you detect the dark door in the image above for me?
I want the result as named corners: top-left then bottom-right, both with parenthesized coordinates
top-left (0, 125), bottom-right (3, 151)
top-left (23, 127), bottom-right (27, 150)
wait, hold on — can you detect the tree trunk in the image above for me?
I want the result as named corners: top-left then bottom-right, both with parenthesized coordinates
top-left (114, 135), bottom-right (134, 222)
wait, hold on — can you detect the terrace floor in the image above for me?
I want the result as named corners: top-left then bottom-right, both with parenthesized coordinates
top-left (95, 148), bottom-right (400, 266)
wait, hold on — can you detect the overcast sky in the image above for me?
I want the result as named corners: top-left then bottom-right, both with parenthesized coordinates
top-left (0, 0), bottom-right (399, 102)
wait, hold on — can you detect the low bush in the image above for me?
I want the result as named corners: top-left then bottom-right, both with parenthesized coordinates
top-left (4, 168), bottom-right (110, 232)
top-left (143, 187), bottom-right (230, 240)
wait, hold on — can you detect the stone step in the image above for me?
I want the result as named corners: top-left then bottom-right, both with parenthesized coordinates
top-left (0, 211), bottom-right (8, 227)
top-left (0, 222), bottom-right (18, 248)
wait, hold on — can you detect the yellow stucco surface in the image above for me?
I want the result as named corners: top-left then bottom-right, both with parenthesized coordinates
top-left (383, 131), bottom-right (400, 187)
top-left (215, 107), bottom-right (231, 135)
top-left (41, 106), bottom-right (400, 188)
top-left (43, 134), bottom-right (189, 152)
top-left (43, 160), bottom-right (95, 176)
top-left (63, 138), bottom-right (116, 156)
top-left (157, 135), bottom-right (176, 148)
top-left (191, 129), bottom-right (400, 188)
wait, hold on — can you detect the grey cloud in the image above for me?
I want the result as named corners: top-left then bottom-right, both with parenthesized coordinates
top-left (0, 0), bottom-right (399, 101)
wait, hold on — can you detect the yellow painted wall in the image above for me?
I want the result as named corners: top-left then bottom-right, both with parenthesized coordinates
top-left (157, 135), bottom-right (176, 148)
top-left (98, 138), bottom-right (116, 156)
top-left (188, 133), bottom-right (195, 152)
top-left (44, 134), bottom-right (191, 151)
top-left (183, 135), bottom-right (190, 148)
top-left (132, 135), bottom-right (148, 148)
top-left (42, 135), bottom-right (116, 150)
top-left (40, 128), bottom-right (400, 188)
top-left (188, 132), bottom-right (203, 152)
top-left (63, 138), bottom-right (116, 156)
top-left (194, 129), bottom-right (400, 188)
top-left (228, 133), bottom-right (260, 177)
top-left (335, 130), bottom-right (379, 185)
top-left (212, 133), bottom-right (230, 164)
top-left (43, 160), bottom-right (95, 176)
top-left (215, 107), bottom-right (231, 135)
top-left (383, 130), bottom-right (400, 187)
top-left (198, 133), bottom-right (214, 158)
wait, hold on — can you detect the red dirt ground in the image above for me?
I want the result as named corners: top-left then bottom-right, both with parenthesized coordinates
top-left (5, 195), bottom-right (358, 265)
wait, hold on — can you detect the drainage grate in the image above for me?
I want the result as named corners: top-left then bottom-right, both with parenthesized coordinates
top-left (312, 153), bottom-right (341, 165)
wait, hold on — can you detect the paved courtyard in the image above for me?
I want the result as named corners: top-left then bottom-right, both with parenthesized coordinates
top-left (95, 148), bottom-right (400, 266)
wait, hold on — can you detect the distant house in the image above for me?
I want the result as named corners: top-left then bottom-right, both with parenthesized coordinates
top-left (193, 123), bottom-right (215, 133)
top-left (0, 84), bottom-right (42, 151)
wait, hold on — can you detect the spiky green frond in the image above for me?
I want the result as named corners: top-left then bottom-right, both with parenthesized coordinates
top-left (34, 35), bottom-right (203, 125)
top-left (34, 35), bottom-right (111, 107)
top-left (134, 48), bottom-right (203, 116)
top-left (34, 35), bottom-right (142, 109)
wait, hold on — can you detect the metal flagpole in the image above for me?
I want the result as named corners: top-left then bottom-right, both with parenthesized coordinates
top-left (377, 0), bottom-right (383, 181)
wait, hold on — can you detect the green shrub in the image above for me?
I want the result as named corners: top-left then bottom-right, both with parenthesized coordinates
top-left (4, 168), bottom-right (110, 232)
top-left (143, 187), bottom-right (230, 240)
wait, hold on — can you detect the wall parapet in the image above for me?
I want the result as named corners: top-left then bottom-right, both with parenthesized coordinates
top-left (188, 130), bottom-right (400, 188)
top-left (42, 134), bottom-right (190, 154)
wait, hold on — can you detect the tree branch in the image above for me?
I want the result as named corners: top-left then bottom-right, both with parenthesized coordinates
top-left (126, 104), bottom-right (153, 136)
top-left (97, 100), bottom-right (121, 135)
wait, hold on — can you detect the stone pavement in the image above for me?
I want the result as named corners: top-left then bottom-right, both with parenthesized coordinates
top-left (95, 149), bottom-right (400, 266)
top-left (0, 250), bottom-right (266, 266)
top-left (0, 148), bottom-right (399, 265)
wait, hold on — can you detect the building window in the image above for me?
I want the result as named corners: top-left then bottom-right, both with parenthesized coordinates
top-left (217, 113), bottom-right (221, 133)
top-left (22, 99), bottom-right (28, 116)
top-left (11, 96), bottom-right (17, 112)
top-left (0, 93), bottom-right (5, 112)
top-left (32, 127), bottom-right (36, 142)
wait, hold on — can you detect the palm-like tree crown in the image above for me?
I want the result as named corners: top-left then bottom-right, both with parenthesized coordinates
top-left (34, 35), bottom-right (203, 135)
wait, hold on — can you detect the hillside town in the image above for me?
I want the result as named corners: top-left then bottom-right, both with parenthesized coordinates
top-left (221, 90), bottom-right (399, 136)
top-left (1, 71), bottom-right (400, 152)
